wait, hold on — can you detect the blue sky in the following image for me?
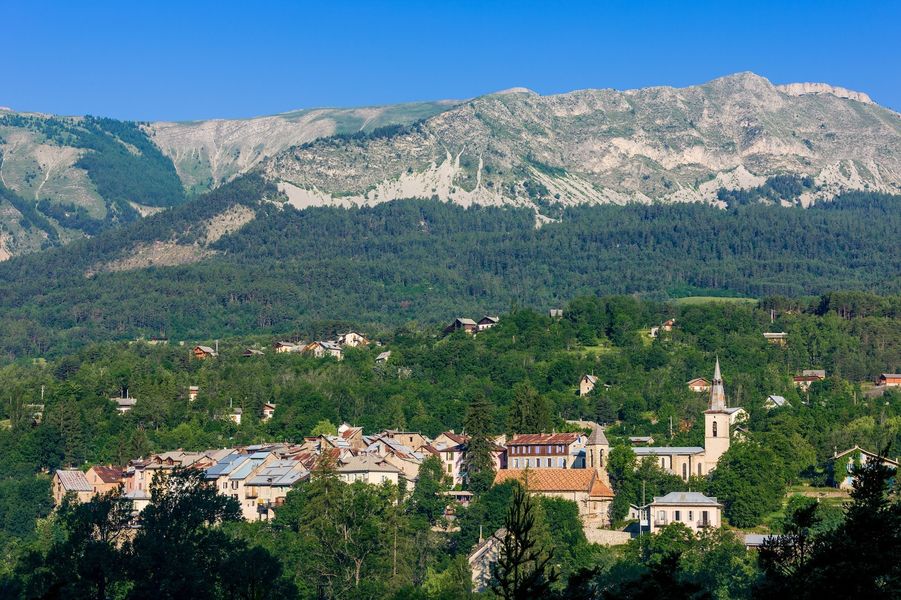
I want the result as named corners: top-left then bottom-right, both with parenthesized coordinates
top-left (3, 1), bottom-right (899, 120)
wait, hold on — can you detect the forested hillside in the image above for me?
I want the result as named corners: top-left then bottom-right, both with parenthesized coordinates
top-left (0, 295), bottom-right (898, 597)
top-left (0, 173), bottom-right (897, 358)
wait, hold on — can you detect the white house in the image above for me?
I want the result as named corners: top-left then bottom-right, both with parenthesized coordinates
top-left (647, 491), bottom-right (722, 534)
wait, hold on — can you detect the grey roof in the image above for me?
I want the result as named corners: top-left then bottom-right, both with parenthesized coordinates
top-left (802, 369), bottom-right (826, 378)
top-left (763, 332), bottom-right (787, 338)
top-left (724, 407), bottom-right (744, 414)
top-left (766, 395), bottom-right (788, 407)
top-left (204, 452), bottom-right (246, 479)
top-left (229, 455), bottom-right (267, 481)
top-left (123, 489), bottom-right (151, 500)
top-left (633, 446), bottom-right (705, 456)
top-left (246, 460), bottom-right (308, 486)
top-left (376, 351), bottom-right (391, 361)
top-left (195, 345), bottom-right (217, 354)
top-left (112, 397), bottom-right (137, 407)
top-left (652, 491), bottom-right (721, 506)
top-left (55, 469), bottom-right (92, 492)
top-left (881, 373), bottom-right (901, 378)
top-left (319, 341), bottom-right (342, 351)
top-left (587, 426), bottom-right (609, 445)
top-left (456, 318), bottom-right (477, 325)
top-left (744, 534), bottom-right (780, 546)
top-left (337, 454), bottom-right (402, 474)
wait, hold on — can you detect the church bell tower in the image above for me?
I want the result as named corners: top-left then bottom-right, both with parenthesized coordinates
top-left (704, 358), bottom-right (731, 471)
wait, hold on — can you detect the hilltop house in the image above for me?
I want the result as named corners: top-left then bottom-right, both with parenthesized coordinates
top-left (193, 345), bottom-right (218, 359)
top-left (111, 396), bottom-right (137, 414)
top-left (878, 373), bottom-right (901, 387)
top-left (273, 341), bottom-right (299, 353)
top-left (763, 332), bottom-right (788, 346)
top-left (337, 332), bottom-right (369, 347)
top-left (579, 374), bottom-right (599, 396)
top-left (793, 373), bottom-right (824, 391)
top-left (52, 469), bottom-right (94, 505)
top-left (493, 468), bottom-right (615, 523)
top-left (242, 348), bottom-right (264, 357)
top-left (261, 403), bottom-right (276, 421)
top-left (687, 378), bottom-right (711, 393)
top-left (647, 492), bottom-right (722, 534)
top-left (477, 316), bottom-right (499, 331)
top-left (829, 446), bottom-right (899, 490)
top-left (376, 350), bottom-right (391, 364)
top-left (764, 395), bottom-right (790, 410)
top-left (661, 319), bottom-right (675, 332)
top-left (304, 341), bottom-right (343, 360)
top-left (229, 408), bottom-right (243, 425)
top-left (444, 318), bottom-right (478, 334)
top-left (187, 385), bottom-right (200, 402)
top-left (631, 359), bottom-right (745, 480)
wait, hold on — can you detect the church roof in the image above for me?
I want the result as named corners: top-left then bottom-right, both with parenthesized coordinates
top-left (587, 426), bottom-right (608, 445)
top-left (632, 446), bottom-right (705, 456)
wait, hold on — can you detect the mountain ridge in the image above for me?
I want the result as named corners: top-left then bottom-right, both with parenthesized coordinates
top-left (0, 72), bottom-right (898, 258)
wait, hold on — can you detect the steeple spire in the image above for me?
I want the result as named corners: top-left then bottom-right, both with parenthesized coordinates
top-left (709, 357), bottom-right (726, 411)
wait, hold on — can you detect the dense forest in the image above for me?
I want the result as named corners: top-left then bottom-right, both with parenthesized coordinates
top-left (0, 174), bottom-right (897, 358)
top-left (0, 294), bottom-right (898, 598)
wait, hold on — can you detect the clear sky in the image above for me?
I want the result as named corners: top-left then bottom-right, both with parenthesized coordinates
top-left (3, 0), bottom-right (899, 121)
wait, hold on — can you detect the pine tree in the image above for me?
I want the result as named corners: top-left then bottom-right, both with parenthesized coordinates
top-left (491, 484), bottom-right (558, 600)
top-left (464, 393), bottom-right (497, 494)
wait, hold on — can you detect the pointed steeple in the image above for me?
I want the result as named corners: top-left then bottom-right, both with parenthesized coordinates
top-left (709, 357), bottom-right (726, 411)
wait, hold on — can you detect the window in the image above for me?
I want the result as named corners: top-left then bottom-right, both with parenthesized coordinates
top-left (698, 464), bottom-right (703, 476)
top-left (682, 463), bottom-right (688, 479)
top-left (701, 511), bottom-right (709, 526)
top-left (688, 511), bottom-right (693, 521)
top-left (559, 458), bottom-right (565, 467)
top-left (675, 510), bottom-right (681, 521)
top-left (712, 421), bottom-right (718, 437)
top-left (447, 464), bottom-right (453, 473)
top-left (660, 458), bottom-right (666, 468)
top-left (514, 459), bottom-right (519, 469)
top-left (657, 510), bottom-right (665, 523)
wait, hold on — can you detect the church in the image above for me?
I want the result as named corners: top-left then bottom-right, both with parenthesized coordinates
top-left (632, 359), bottom-right (745, 480)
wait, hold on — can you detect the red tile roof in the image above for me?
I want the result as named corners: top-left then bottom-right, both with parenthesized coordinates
top-left (89, 465), bottom-right (123, 483)
top-left (507, 433), bottom-right (580, 445)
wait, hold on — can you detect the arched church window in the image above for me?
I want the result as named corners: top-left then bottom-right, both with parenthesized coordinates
top-left (712, 421), bottom-right (718, 437)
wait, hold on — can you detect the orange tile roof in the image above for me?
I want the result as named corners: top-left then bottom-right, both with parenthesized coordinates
top-left (493, 468), bottom-right (613, 497)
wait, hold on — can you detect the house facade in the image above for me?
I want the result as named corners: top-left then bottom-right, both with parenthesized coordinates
top-left (878, 373), bottom-right (901, 387)
top-left (829, 446), bottom-right (899, 490)
top-left (52, 469), bottom-right (93, 505)
top-left (647, 491), bottom-right (722, 534)
top-left (85, 465), bottom-right (123, 495)
top-left (579, 374), bottom-right (598, 396)
top-left (506, 433), bottom-right (588, 469)
top-left (193, 345), bottom-right (218, 359)
top-left (444, 318), bottom-right (477, 334)
top-left (477, 316), bottom-right (499, 331)
top-left (687, 378), bottom-right (711, 393)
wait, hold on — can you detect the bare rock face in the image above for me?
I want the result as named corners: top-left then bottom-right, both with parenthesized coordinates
top-left (266, 72), bottom-right (901, 211)
top-left (776, 82), bottom-right (875, 105)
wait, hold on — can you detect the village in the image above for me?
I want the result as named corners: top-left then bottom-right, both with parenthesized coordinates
top-left (48, 314), bottom-right (900, 590)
